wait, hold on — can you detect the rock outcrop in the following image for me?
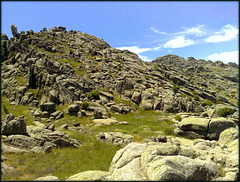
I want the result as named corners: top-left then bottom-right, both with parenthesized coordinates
top-left (11, 24), bottom-right (17, 37)
top-left (63, 130), bottom-right (239, 181)
top-left (175, 117), bottom-right (238, 139)
top-left (1, 115), bottom-right (81, 153)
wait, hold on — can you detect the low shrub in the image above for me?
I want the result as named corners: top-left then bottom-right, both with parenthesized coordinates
top-left (81, 102), bottom-right (89, 110)
top-left (203, 99), bottom-right (214, 106)
top-left (87, 90), bottom-right (100, 100)
top-left (219, 107), bottom-right (234, 117)
top-left (194, 94), bottom-right (200, 101)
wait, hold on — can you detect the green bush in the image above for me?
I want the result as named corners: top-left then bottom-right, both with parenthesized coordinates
top-left (87, 90), bottom-right (100, 100)
top-left (204, 100), bottom-right (214, 106)
top-left (81, 102), bottom-right (89, 110)
top-left (194, 94), bottom-right (200, 101)
top-left (172, 84), bottom-right (180, 94)
top-left (219, 107), bottom-right (234, 117)
top-left (174, 115), bottom-right (182, 121)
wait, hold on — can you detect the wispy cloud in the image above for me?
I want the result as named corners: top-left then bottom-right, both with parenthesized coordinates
top-left (150, 27), bottom-right (167, 35)
top-left (206, 51), bottom-right (238, 64)
top-left (163, 36), bottom-right (195, 48)
top-left (151, 24), bottom-right (238, 48)
top-left (151, 24), bottom-right (207, 37)
top-left (181, 25), bottom-right (207, 37)
top-left (205, 25), bottom-right (238, 43)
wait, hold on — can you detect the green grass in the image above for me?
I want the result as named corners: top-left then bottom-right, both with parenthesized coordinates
top-left (1, 95), bottom-right (35, 125)
top-left (2, 140), bottom-right (120, 181)
top-left (16, 76), bottom-right (27, 86)
top-left (113, 95), bottom-right (137, 109)
top-left (89, 110), bottom-right (176, 142)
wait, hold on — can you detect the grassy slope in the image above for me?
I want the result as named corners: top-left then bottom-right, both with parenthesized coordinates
top-left (2, 94), bottom-right (177, 180)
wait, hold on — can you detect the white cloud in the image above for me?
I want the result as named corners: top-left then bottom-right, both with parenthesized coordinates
top-left (206, 51), bottom-right (239, 64)
top-left (205, 24), bottom-right (238, 43)
top-left (117, 46), bottom-right (151, 54)
top-left (117, 45), bottom-right (161, 54)
top-left (151, 24), bottom-right (206, 37)
top-left (139, 55), bottom-right (152, 62)
top-left (152, 46), bottom-right (161, 51)
top-left (163, 36), bottom-right (195, 48)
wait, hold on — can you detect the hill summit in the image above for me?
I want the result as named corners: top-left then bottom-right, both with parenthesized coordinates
top-left (1, 26), bottom-right (239, 181)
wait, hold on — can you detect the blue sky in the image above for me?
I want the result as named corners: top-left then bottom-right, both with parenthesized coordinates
top-left (1, 1), bottom-right (239, 64)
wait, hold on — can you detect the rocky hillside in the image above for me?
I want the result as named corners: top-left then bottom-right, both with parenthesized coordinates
top-left (1, 26), bottom-right (239, 181)
top-left (1, 26), bottom-right (239, 112)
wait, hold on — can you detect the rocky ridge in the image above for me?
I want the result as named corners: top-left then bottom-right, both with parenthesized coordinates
top-left (1, 26), bottom-right (239, 180)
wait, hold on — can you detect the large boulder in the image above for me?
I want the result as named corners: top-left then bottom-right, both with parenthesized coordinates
top-left (145, 155), bottom-right (218, 181)
top-left (110, 104), bottom-right (123, 114)
top-left (68, 104), bottom-right (80, 116)
top-left (20, 92), bottom-right (34, 106)
top-left (40, 102), bottom-right (56, 111)
top-left (153, 98), bottom-right (162, 110)
top-left (141, 143), bottom-right (180, 171)
top-left (109, 157), bottom-right (142, 180)
top-left (109, 142), bottom-right (148, 176)
top-left (66, 170), bottom-right (109, 181)
top-left (50, 110), bottom-right (64, 119)
top-left (218, 127), bottom-right (239, 151)
top-left (34, 176), bottom-right (59, 181)
top-left (99, 91), bottom-right (114, 100)
top-left (93, 109), bottom-right (103, 119)
top-left (207, 118), bottom-right (238, 140)
top-left (178, 118), bottom-right (210, 131)
top-left (140, 99), bottom-right (153, 110)
top-left (1, 115), bottom-right (26, 135)
top-left (131, 91), bottom-right (141, 104)
top-left (115, 79), bottom-right (134, 93)
top-left (11, 24), bottom-right (17, 36)
top-left (141, 90), bottom-right (153, 100)
top-left (174, 128), bottom-right (207, 139)
top-left (68, 104), bottom-right (80, 112)
top-left (92, 118), bottom-right (119, 126)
